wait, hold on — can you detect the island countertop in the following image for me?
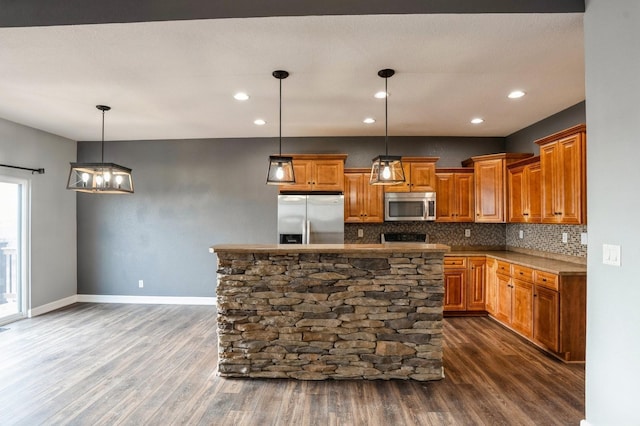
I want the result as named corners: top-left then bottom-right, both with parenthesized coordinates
top-left (211, 243), bottom-right (450, 254)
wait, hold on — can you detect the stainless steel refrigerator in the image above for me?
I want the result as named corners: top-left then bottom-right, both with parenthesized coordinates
top-left (277, 194), bottom-right (344, 244)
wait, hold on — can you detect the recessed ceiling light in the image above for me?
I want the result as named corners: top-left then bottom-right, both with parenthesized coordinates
top-left (363, 118), bottom-right (376, 124)
top-left (508, 90), bottom-right (526, 99)
top-left (374, 91), bottom-right (388, 99)
top-left (234, 92), bottom-right (249, 101)
top-left (471, 118), bottom-right (484, 124)
top-left (254, 119), bottom-right (266, 126)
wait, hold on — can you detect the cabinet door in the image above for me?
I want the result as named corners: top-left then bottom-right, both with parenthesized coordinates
top-left (533, 285), bottom-right (559, 352)
top-left (540, 143), bottom-right (559, 222)
top-left (410, 162), bottom-right (436, 191)
top-left (557, 134), bottom-right (584, 224)
top-left (362, 179), bottom-right (384, 223)
top-left (444, 269), bottom-right (466, 311)
top-left (512, 279), bottom-right (534, 338)
top-left (495, 273), bottom-right (512, 323)
top-left (455, 173), bottom-right (475, 222)
top-left (474, 158), bottom-right (505, 223)
top-left (344, 173), bottom-right (364, 223)
top-left (485, 258), bottom-right (498, 315)
top-left (435, 173), bottom-right (455, 222)
top-left (312, 160), bottom-right (344, 191)
top-left (508, 166), bottom-right (526, 222)
top-left (279, 160), bottom-right (313, 191)
top-left (467, 257), bottom-right (486, 311)
top-left (527, 162), bottom-right (542, 223)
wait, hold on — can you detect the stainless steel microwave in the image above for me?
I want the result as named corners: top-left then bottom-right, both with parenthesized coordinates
top-left (384, 192), bottom-right (436, 221)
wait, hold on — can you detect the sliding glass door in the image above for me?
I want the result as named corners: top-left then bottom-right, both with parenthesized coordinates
top-left (0, 177), bottom-right (27, 325)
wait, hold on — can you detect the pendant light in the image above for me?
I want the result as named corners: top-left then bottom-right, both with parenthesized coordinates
top-left (266, 70), bottom-right (295, 185)
top-left (67, 105), bottom-right (134, 194)
top-left (369, 68), bottom-right (406, 185)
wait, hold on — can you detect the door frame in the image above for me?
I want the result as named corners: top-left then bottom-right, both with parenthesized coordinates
top-left (0, 175), bottom-right (30, 326)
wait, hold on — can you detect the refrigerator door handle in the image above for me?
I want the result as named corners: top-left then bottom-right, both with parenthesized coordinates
top-left (305, 220), bottom-right (311, 244)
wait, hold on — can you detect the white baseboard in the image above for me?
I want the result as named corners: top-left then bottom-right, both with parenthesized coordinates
top-left (29, 294), bottom-right (78, 317)
top-left (580, 420), bottom-right (592, 426)
top-left (77, 294), bottom-right (217, 306)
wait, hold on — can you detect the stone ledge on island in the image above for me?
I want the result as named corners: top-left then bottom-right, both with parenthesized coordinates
top-left (213, 245), bottom-right (448, 381)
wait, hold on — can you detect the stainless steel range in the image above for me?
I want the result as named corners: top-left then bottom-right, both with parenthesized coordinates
top-left (381, 233), bottom-right (429, 244)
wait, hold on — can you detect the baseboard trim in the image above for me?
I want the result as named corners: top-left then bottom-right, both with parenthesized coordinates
top-left (29, 295), bottom-right (78, 317)
top-left (77, 294), bottom-right (217, 306)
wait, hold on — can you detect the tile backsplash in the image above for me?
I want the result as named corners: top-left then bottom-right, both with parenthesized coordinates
top-left (345, 222), bottom-right (505, 248)
top-left (505, 223), bottom-right (587, 258)
top-left (345, 222), bottom-right (588, 262)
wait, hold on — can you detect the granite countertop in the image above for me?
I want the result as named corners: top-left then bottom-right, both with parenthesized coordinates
top-left (446, 250), bottom-right (586, 275)
top-left (211, 243), bottom-right (450, 254)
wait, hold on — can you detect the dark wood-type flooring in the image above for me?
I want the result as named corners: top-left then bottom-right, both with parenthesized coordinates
top-left (0, 303), bottom-right (584, 425)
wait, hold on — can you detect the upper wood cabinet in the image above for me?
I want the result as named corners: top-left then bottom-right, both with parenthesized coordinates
top-left (384, 157), bottom-right (439, 193)
top-left (435, 168), bottom-right (474, 222)
top-left (462, 153), bottom-right (533, 223)
top-left (278, 154), bottom-right (347, 192)
top-left (535, 124), bottom-right (586, 224)
top-left (344, 168), bottom-right (384, 223)
top-left (507, 156), bottom-right (541, 223)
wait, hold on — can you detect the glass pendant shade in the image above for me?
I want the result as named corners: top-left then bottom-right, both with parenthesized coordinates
top-left (369, 155), bottom-right (405, 185)
top-left (369, 68), bottom-right (406, 186)
top-left (67, 105), bottom-right (134, 194)
top-left (266, 155), bottom-right (295, 185)
top-left (67, 162), bottom-right (134, 193)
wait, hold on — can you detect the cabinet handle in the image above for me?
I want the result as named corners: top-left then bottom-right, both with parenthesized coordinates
top-left (519, 272), bottom-right (524, 275)
top-left (542, 278), bottom-right (547, 282)
top-left (523, 213), bottom-right (529, 216)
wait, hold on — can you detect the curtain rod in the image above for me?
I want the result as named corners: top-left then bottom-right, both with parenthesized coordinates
top-left (0, 163), bottom-right (45, 174)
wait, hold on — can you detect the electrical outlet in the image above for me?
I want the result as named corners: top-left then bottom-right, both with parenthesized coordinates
top-left (603, 244), bottom-right (621, 266)
top-left (562, 232), bottom-right (568, 244)
top-left (519, 230), bottom-right (524, 239)
top-left (581, 233), bottom-right (588, 245)
top-left (138, 280), bottom-right (144, 288)
top-left (357, 229), bottom-right (364, 238)
top-left (464, 229), bottom-right (471, 238)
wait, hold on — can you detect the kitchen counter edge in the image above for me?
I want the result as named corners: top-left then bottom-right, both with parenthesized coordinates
top-left (447, 250), bottom-right (586, 276)
top-left (211, 243), bottom-right (450, 254)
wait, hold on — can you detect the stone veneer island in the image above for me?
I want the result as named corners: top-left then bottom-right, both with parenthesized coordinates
top-left (211, 243), bottom-right (449, 381)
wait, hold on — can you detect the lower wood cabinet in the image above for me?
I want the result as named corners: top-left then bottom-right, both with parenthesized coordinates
top-left (444, 256), bottom-right (485, 313)
top-left (447, 253), bottom-right (586, 362)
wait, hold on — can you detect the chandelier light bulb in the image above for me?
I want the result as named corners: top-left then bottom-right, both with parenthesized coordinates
top-left (275, 164), bottom-right (285, 180)
top-left (95, 175), bottom-right (103, 186)
top-left (382, 164), bottom-right (392, 179)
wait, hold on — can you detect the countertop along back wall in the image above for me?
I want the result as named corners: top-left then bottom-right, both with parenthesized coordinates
top-left (76, 136), bottom-right (504, 297)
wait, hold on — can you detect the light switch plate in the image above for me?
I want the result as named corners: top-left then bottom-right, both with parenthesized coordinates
top-left (603, 244), bottom-right (621, 266)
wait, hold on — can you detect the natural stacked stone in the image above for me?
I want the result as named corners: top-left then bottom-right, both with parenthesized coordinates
top-left (215, 250), bottom-right (444, 381)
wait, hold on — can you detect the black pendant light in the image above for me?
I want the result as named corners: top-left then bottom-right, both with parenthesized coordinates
top-left (369, 68), bottom-right (406, 185)
top-left (266, 70), bottom-right (295, 185)
top-left (66, 105), bottom-right (134, 194)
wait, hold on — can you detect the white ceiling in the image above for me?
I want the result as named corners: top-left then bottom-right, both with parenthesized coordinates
top-left (0, 13), bottom-right (584, 142)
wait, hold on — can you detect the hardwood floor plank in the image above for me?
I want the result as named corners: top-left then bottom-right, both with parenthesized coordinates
top-left (0, 304), bottom-right (584, 426)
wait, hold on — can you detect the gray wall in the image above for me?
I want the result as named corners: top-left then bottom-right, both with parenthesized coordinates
top-left (584, 1), bottom-right (640, 424)
top-left (0, 117), bottom-right (77, 310)
top-left (76, 136), bottom-right (504, 296)
top-left (505, 101), bottom-right (586, 153)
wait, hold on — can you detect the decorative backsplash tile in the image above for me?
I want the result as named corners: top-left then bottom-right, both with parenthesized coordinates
top-left (505, 223), bottom-right (587, 258)
top-left (345, 222), bottom-right (505, 248)
top-left (346, 222), bottom-right (587, 262)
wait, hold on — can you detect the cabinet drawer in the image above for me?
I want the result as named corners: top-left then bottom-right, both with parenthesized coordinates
top-left (534, 270), bottom-right (559, 291)
top-left (512, 265), bottom-right (534, 282)
top-left (444, 257), bottom-right (467, 269)
top-left (496, 261), bottom-right (511, 276)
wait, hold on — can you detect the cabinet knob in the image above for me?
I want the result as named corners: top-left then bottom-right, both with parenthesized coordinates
top-left (542, 278), bottom-right (547, 282)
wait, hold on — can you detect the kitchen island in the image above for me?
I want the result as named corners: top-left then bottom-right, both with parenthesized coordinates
top-left (211, 243), bottom-right (449, 381)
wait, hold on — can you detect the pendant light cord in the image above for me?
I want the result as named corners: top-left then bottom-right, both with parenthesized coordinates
top-left (101, 108), bottom-right (105, 163)
top-left (279, 76), bottom-right (282, 155)
top-left (385, 75), bottom-right (388, 156)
